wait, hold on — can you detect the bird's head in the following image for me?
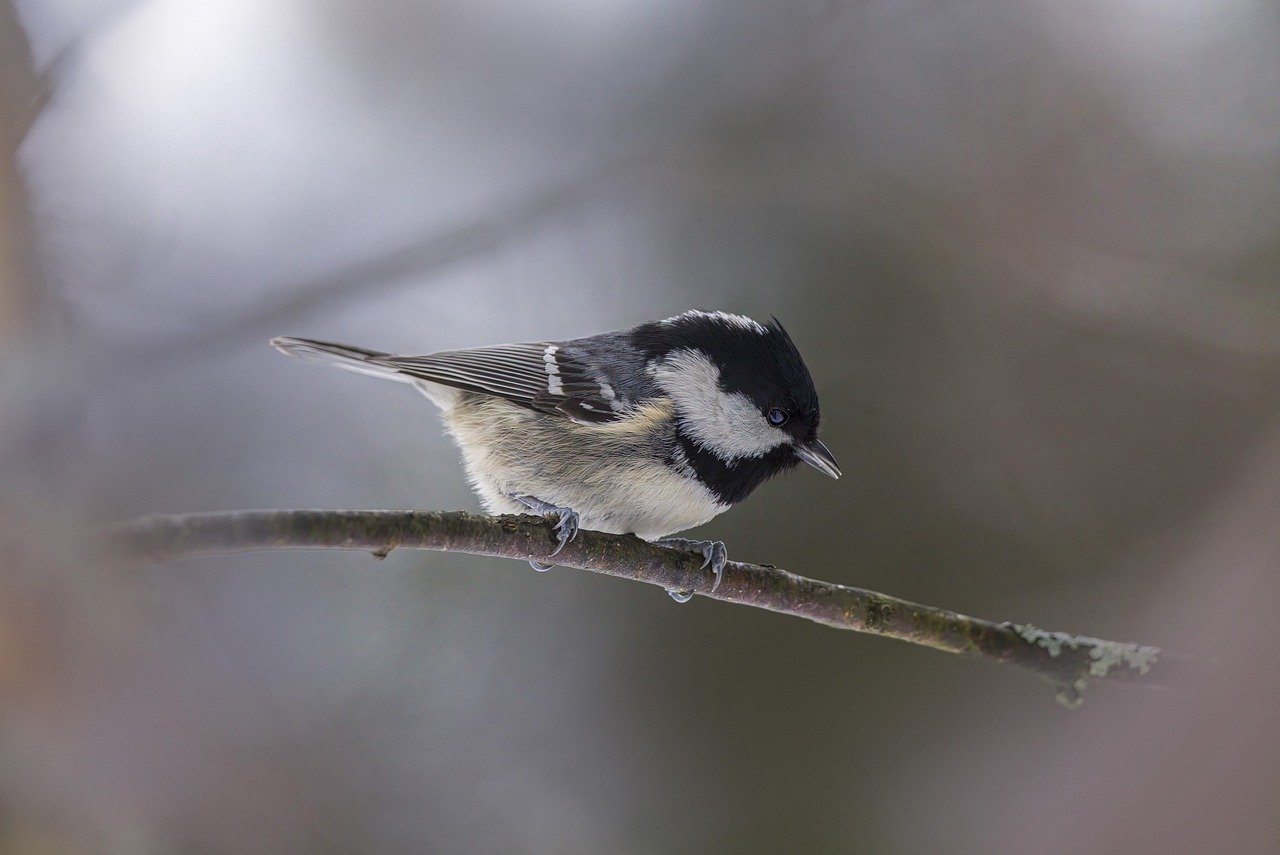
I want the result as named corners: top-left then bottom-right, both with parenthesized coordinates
top-left (633, 310), bottom-right (840, 502)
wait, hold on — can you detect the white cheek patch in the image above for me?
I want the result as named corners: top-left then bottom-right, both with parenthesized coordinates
top-left (650, 349), bottom-right (788, 460)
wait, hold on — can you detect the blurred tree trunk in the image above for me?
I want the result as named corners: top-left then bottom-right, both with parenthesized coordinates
top-left (0, 0), bottom-right (48, 347)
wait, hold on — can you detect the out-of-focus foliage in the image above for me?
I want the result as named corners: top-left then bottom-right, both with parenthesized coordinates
top-left (2, 0), bottom-right (1278, 851)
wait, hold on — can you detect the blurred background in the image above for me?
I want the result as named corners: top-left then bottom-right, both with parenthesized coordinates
top-left (2, 0), bottom-right (1279, 851)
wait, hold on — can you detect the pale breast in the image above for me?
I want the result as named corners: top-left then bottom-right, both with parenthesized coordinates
top-left (440, 393), bottom-right (727, 540)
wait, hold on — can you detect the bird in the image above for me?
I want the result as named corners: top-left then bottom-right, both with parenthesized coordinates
top-left (270, 310), bottom-right (839, 601)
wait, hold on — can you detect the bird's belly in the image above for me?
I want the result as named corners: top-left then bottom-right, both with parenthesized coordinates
top-left (443, 396), bottom-right (727, 540)
top-left (479, 459), bottom-right (725, 540)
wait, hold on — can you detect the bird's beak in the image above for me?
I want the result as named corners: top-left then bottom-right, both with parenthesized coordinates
top-left (794, 438), bottom-right (841, 479)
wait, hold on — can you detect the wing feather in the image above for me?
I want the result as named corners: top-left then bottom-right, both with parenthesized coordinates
top-left (374, 343), bottom-right (625, 423)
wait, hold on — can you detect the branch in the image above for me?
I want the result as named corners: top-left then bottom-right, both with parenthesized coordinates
top-left (100, 509), bottom-right (1190, 707)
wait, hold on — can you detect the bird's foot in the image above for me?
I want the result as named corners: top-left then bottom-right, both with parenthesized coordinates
top-left (654, 538), bottom-right (728, 600)
top-left (509, 494), bottom-right (580, 570)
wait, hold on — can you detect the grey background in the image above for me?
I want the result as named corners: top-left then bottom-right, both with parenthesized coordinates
top-left (2, 0), bottom-right (1279, 851)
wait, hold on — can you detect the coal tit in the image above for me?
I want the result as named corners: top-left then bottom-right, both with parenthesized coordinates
top-left (271, 310), bottom-right (839, 600)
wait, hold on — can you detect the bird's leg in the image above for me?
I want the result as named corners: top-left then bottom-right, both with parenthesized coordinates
top-left (653, 538), bottom-right (728, 598)
top-left (509, 494), bottom-right (580, 571)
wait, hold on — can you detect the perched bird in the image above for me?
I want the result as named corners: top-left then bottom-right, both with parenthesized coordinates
top-left (270, 310), bottom-right (839, 600)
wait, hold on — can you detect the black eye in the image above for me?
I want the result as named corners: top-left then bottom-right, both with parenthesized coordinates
top-left (767, 407), bottom-right (788, 426)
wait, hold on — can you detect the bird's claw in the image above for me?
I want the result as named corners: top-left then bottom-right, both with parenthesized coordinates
top-left (654, 538), bottom-right (728, 595)
top-left (702, 541), bottom-right (728, 592)
top-left (509, 495), bottom-right (580, 569)
top-left (547, 508), bottom-right (579, 557)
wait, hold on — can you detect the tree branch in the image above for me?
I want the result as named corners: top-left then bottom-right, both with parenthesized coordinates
top-left (100, 509), bottom-right (1189, 707)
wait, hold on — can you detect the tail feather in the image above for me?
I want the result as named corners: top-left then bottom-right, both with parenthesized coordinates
top-left (269, 336), bottom-right (411, 383)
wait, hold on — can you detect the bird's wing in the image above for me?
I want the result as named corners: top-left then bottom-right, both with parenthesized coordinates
top-left (375, 342), bottom-right (632, 424)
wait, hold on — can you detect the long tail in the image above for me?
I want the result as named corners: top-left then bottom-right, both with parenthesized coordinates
top-left (269, 336), bottom-right (412, 383)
